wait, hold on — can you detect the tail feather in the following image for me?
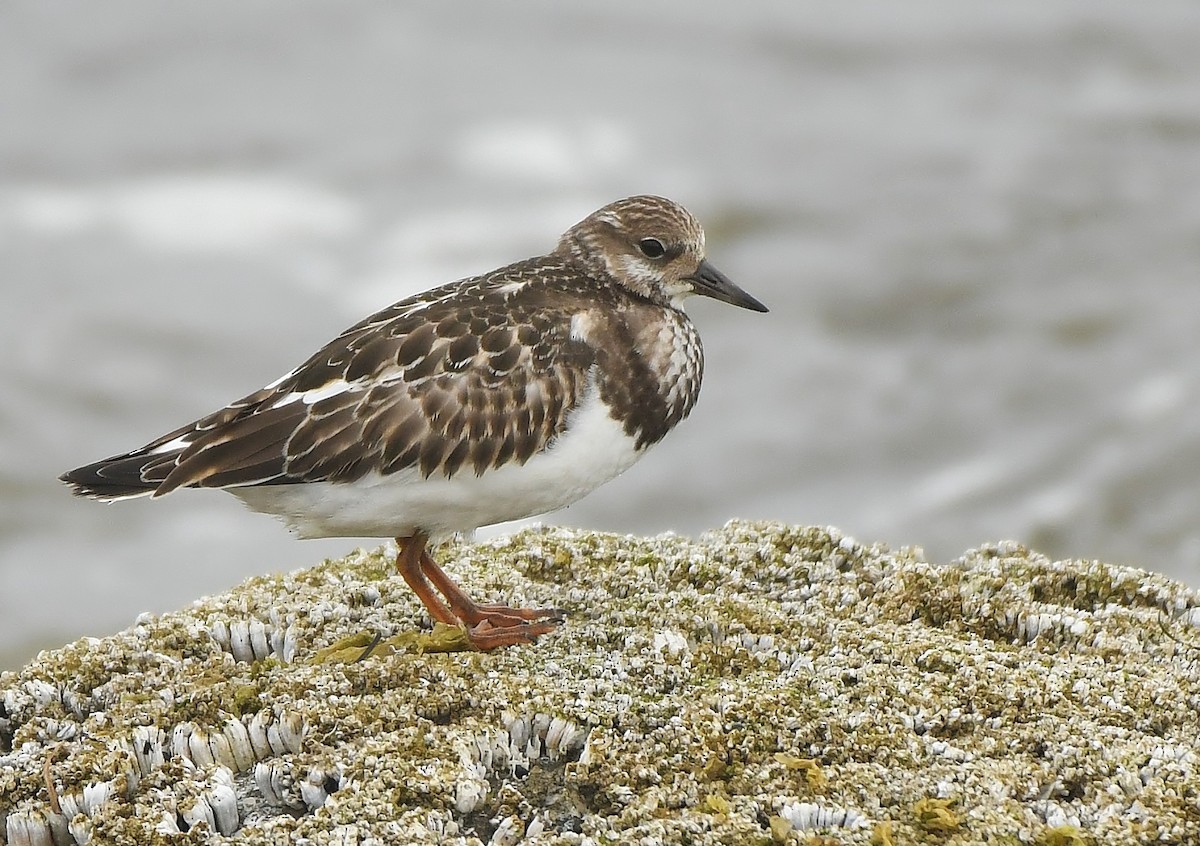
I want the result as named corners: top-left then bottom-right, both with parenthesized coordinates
top-left (60, 449), bottom-right (182, 501)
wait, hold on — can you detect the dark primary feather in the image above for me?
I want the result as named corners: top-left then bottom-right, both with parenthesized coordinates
top-left (61, 257), bottom-right (615, 499)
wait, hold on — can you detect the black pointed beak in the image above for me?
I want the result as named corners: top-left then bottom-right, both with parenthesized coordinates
top-left (686, 260), bottom-right (769, 313)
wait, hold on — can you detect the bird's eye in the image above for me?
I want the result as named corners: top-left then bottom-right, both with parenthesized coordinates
top-left (638, 238), bottom-right (666, 259)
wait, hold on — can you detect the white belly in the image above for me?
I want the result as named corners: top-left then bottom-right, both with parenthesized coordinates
top-left (231, 385), bottom-right (645, 539)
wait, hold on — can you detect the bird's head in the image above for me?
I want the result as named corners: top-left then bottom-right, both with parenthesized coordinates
top-left (557, 195), bottom-right (768, 314)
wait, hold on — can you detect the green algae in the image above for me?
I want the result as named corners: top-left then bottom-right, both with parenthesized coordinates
top-left (3, 522), bottom-right (1200, 844)
top-left (913, 797), bottom-right (961, 834)
top-left (309, 624), bottom-right (473, 663)
top-left (1036, 826), bottom-right (1091, 846)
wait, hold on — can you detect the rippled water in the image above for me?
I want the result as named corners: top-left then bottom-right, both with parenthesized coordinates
top-left (4, 1), bottom-right (1200, 668)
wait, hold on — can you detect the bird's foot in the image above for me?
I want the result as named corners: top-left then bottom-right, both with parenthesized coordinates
top-left (395, 532), bottom-right (567, 651)
top-left (417, 543), bottom-right (566, 649)
top-left (463, 609), bottom-right (564, 651)
top-left (458, 601), bottom-right (566, 624)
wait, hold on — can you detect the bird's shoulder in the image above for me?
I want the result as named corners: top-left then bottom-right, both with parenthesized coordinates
top-left (296, 255), bottom-right (610, 392)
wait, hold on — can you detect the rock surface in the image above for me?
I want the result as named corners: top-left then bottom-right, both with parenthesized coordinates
top-left (2, 522), bottom-right (1199, 844)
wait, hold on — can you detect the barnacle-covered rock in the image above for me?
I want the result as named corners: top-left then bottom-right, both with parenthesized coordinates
top-left (2, 523), bottom-right (1200, 844)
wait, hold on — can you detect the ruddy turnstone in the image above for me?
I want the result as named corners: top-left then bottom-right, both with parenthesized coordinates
top-left (61, 195), bottom-right (768, 650)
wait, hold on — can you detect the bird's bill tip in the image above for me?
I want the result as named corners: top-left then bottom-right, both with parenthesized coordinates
top-left (687, 260), bottom-right (768, 313)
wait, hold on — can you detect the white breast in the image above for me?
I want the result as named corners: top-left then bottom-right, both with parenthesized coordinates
top-left (231, 376), bottom-right (645, 540)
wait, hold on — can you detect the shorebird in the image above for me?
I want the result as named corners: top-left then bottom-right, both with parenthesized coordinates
top-left (61, 195), bottom-right (768, 650)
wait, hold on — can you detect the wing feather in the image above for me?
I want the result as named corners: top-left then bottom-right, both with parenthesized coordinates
top-left (61, 257), bottom-right (600, 499)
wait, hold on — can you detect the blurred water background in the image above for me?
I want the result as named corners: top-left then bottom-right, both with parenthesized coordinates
top-left (3, 2), bottom-right (1200, 669)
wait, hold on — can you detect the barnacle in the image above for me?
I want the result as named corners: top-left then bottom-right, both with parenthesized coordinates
top-left (3, 523), bottom-right (1200, 844)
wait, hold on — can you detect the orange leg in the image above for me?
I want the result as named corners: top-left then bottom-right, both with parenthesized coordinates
top-left (395, 532), bottom-right (459, 626)
top-left (394, 533), bottom-right (563, 651)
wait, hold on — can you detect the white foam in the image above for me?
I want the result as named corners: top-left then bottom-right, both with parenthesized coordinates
top-left (452, 118), bottom-right (633, 183)
top-left (5, 175), bottom-right (361, 254)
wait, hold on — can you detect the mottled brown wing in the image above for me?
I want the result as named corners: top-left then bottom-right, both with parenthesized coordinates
top-left (145, 260), bottom-right (597, 495)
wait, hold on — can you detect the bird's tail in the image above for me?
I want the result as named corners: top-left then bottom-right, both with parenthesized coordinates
top-left (60, 445), bottom-right (185, 501)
